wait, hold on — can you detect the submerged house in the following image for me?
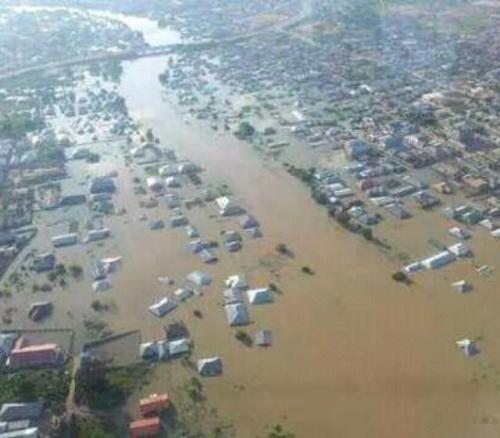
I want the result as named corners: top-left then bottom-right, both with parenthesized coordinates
top-left (224, 303), bottom-right (249, 326)
top-left (149, 297), bottom-right (178, 318)
top-left (86, 228), bottom-right (110, 243)
top-left (51, 233), bottom-right (78, 248)
top-left (222, 288), bottom-right (244, 304)
top-left (456, 338), bottom-right (479, 357)
top-left (247, 288), bottom-right (274, 305)
top-left (186, 271), bottom-right (212, 286)
top-left (89, 176), bottom-right (116, 194)
top-left (31, 252), bottom-right (56, 273)
top-left (215, 197), bottom-right (245, 216)
top-left (225, 275), bottom-right (248, 290)
top-left (421, 251), bottom-right (455, 269)
top-left (197, 357), bottom-right (223, 377)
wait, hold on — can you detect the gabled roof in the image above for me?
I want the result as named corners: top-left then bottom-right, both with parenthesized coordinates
top-left (225, 275), bottom-right (248, 290)
top-left (224, 303), bottom-right (249, 326)
top-left (187, 271), bottom-right (212, 286)
top-left (0, 402), bottom-right (43, 422)
top-left (197, 357), bottom-right (223, 377)
top-left (247, 288), bottom-right (274, 305)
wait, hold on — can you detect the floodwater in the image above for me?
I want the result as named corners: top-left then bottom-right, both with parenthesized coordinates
top-left (3, 8), bottom-right (500, 438)
top-left (114, 56), bottom-right (500, 438)
top-left (8, 5), bottom-right (182, 46)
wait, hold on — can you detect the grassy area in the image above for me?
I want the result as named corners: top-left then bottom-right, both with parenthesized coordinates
top-left (74, 362), bottom-right (151, 411)
top-left (0, 365), bottom-right (71, 411)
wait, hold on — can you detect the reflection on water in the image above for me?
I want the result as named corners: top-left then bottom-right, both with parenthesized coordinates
top-left (10, 5), bottom-right (182, 46)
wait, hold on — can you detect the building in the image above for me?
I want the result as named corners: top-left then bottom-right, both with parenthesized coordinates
top-left (139, 394), bottom-right (170, 417)
top-left (89, 177), bottom-right (116, 194)
top-left (421, 251), bottom-right (455, 269)
top-left (7, 338), bottom-right (62, 368)
top-left (149, 297), bottom-right (178, 318)
top-left (247, 288), bottom-right (274, 305)
top-left (31, 253), bottom-right (56, 273)
top-left (129, 417), bottom-right (161, 438)
top-left (197, 357), bottom-right (223, 377)
top-left (448, 243), bottom-right (471, 257)
top-left (215, 197), bottom-right (245, 216)
top-left (86, 229), bottom-right (110, 243)
top-left (51, 233), bottom-right (78, 248)
top-left (0, 426), bottom-right (39, 437)
top-left (0, 402), bottom-right (43, 422)
top-left (224, 303), bottom-right (249, 326)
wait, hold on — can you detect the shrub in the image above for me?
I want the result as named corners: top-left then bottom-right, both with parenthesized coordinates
top-left (301, 266), bottom-right (314, 275)
top-left (392, 271), bottom-right (412, 285)
top-left (235, 330), bottom-right (253, 347)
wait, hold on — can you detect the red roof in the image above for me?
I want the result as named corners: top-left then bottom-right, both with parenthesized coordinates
top-left (130, 417), bottom-right (160, 438)
top-left (140, 393), bottom-right (169, 416)
top-left (8, 342), bottom-right (60, 367)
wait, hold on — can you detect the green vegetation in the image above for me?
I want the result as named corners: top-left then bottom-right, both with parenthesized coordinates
top-left (267, 424), bottom-right (295, 438)
top-left (276, 243), bottom-right (290, 255)
top-left (235, 329), bottom-right (253, 347)
top-left (0, 367), bottom-right (71, 410)
top-left (68, 415), bottom-right (114, 438)
top-left (0, 113), bottom-right (41, 140)
top-left (361, 227), bottom-right (373, 241)
top-left (183, 376), bottom-right (205, 403)
top-left (392, 271), bottom-right (413, 285)
top-left (69, 264), bottom-right (84, 279)
top-left (301, 266), bottom-right (315, 275)
top-left (74, 361), bottom-right (150, 410)
top-left (235, 121), bottom-right (256, 140)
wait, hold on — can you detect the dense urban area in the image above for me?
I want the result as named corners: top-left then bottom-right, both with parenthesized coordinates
top-left (0, 0), bottom-right (499, 437)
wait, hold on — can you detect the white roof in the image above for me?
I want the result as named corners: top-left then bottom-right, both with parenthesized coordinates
top-left (187, 271), bottom-right (212, 286)
top-left (456, 338), bottom-right (479, 356)
top-left (225, 275), bottom-right (248, 290)
top-left (197, 356), bottom-right (222, 376)
top-left (168, 338), bottom-right (191, 356)
top-left (0, 427), bottom-right (39, 438)
top-left (222, 288), bottom-right (244, 304)
top-left (224, 303), bottom-right (249, 326)
top-left (247, 288), bottom-right (274, 304)
top-left (149, 297), bottom-right (178, 317)
top-left (99, 256), bottom-right (122, 273)
top-left (421, 251), bottom-right (455, 269)
top-left (146, 176), bottom-right (164, 189)
top-left (447, 242), bottom-right (471, 257)
top-left (92, 279), bottom-right (112, 292)
top-left (174, 288), bottom-right (194, 302)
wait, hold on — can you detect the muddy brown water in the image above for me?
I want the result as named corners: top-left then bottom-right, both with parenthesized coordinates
top-left (1, 27), bottom-right (499, 438)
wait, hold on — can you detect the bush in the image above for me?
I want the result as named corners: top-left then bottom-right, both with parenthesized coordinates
top-left (235, 121), bottom-right (256, 140)
top-left (361, 227), bottom-right (373, 241)
top-left (392, 271), bottom-right (412, 285)
top-left (276, 243), bottom-right (289, 255)
top-left (235, 330), bottom-right (253, 347)
top-left (69, 264), bottom-right (84, 278)
top-left (301, 266), bottom-right (314, 275)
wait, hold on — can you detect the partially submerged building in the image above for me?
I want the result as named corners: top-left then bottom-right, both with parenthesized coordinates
top-left (224, 303), bottom-right (249, 326)
top-left (149, 297), bottom-right (178, 318)
top-left (197, 357), bottom-right (223, 377)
